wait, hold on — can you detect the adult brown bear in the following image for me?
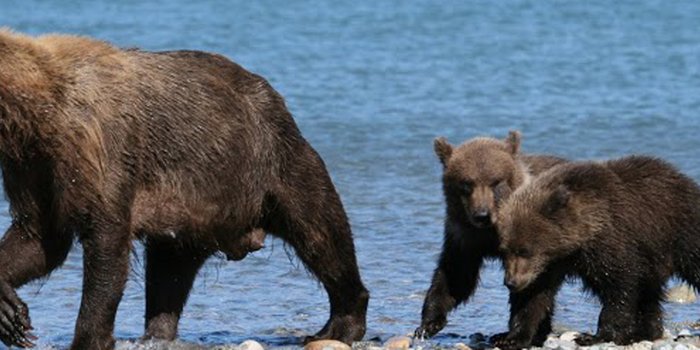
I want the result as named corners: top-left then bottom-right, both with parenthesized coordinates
top-left (0, 29), bottom-right (368, 349)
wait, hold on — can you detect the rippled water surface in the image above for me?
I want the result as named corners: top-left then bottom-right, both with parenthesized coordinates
top-left (1, 0), bottom-right (700, 349)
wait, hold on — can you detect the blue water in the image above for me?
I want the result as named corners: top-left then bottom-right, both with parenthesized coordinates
top-left (1, 0), bottom-right (700, 349)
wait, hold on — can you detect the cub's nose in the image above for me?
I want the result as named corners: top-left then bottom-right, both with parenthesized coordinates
top-left (472, 209), bottom-right (491, 224)
top-left (504, 277), bottom-right (517, 291)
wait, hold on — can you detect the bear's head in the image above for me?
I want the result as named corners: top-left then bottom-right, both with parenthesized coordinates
top-left (497, 162), bottom-right (614, 292)
top-left (435, 131), bottom-right (528, 229)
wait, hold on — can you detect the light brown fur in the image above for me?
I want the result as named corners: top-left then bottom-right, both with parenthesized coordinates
top-left (0, 29), bottom-right (368, 349)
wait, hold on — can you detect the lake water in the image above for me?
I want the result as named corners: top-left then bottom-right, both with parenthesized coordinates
top-left (1, 0), bottom-right (700, 349)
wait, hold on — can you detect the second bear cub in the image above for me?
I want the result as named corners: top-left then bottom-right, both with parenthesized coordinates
top-left (498, 156), bottom-right (700, 346)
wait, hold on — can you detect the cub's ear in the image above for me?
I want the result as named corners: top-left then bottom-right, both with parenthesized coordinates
top-left (542, 185), bottom-right (570, 217)
top-left (434, 137), bottom-right (453, 167)
top-left (505, 130), bottom-right (521, 155)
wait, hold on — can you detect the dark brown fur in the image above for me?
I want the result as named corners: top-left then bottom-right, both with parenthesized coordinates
top-left (0, 29), bottom-right (368, 349)
top-left (498, 156), bottom-right (700, 347)
top-left (416, 132), bottom-right (566, 341)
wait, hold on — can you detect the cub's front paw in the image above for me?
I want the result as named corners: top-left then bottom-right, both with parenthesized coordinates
top-left (414, 317), bottom-right (446, 339)
top-left (0, 281), bottom-right (36, 348)
top-left (574, 333), bottom-right (601, 346)
top-left (489, 332), bottom-right (509, 344)
top-left (490, 333), bottom-right (533, 350)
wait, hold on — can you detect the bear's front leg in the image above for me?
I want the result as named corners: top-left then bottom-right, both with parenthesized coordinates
top-left (492, 273), bottom-right (564, 350)
top-left (416, 231), bottom-right (484, 339)
top-left (0, 221), bottom-right (73, 348)
top-left (71, 215), bottom-right (131, 350)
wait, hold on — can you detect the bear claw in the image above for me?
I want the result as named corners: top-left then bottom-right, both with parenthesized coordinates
top-left (0, 282), bottom-right (35, 348)
top-left (574, 333), bottom-right (600, 346)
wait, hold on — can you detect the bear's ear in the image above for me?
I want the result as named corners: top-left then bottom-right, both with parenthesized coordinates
top-left (434, 137), bottom-right (453, 167)
top-left (505, 130), bottom-right (521, 155)
top-left (542, 185), bottom-right (570, 217)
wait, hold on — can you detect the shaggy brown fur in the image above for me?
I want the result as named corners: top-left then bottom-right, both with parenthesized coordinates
top-left (0, 29), bottom-right (368, 349)
top-left (416, 131), bottom-right (566, 341)
top-left (498, 156), bottom-right (700, 347)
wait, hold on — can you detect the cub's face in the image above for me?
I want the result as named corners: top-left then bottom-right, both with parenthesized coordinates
top-left (497, 174), bottom-right (588, 292)
top-left (497, 211), bottom-right (554, 292)
top-left (435, 131), bottom-right (525, 229)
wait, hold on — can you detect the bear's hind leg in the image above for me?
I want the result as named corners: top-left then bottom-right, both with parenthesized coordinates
top-left (265, 188), bottom-right (368, 344)
top-left (144, 238), bottom-right (209, 340)
top-left (635, 283), bottom-right (664, 341)
top-left (576, 286), bottom-right (640, 346)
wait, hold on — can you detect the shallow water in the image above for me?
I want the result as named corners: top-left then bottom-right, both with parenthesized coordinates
top-left (1, 0), bottom-right (700, 349)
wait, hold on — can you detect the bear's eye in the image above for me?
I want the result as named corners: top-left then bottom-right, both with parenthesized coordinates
top-left (515, 247), bottom-right (532, 258)
top-left (490, 179), bottom-right (504, 188)
top-left (461, 181), bottom-right (474, 194)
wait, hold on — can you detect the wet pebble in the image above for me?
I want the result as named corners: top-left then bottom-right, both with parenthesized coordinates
top-left (383, 336), bottom-right (411, 350)
top-left (560, 331), bottom-right (579, 342)
top-left (543, 336), bottom-right (560, 349)
top-left (239, 340), bottom-right (264, 350)
top-left (454, 342), bottom-right (472, 350)
top-left (304, 340), bottom-right (351, 350)
top-left (631, 340), bottom-right (654, 350)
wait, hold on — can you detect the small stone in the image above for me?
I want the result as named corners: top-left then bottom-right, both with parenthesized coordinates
top-left (304, 340), bottom-right (351, 350)
top-left (679, 329), bottom-right (693, 337)
top-left (543, 337), bottom-right (560, 349)
top-left (239, 340), bottom-right (264, 350)
top-left (667, 284), bottom-right (697, 304)
top-left (383, 336), bottom-right (411, 350)
top-left (653, 342), bottom-right (674, 350)
top-left (632, 341), bottom-right (654, 350)
top-left (557, 339), bottom-right (577, 350)
top-left (560, 332), bottom-right (580, 342)
top-left (455, 343), bottom-right (472, 350)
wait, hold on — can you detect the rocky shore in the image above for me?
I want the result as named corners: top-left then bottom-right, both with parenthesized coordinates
top-left (110, 331), bottom-right (700, 350)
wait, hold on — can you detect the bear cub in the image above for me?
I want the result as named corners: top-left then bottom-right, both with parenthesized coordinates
top-left (498, 156), bottom-right (700, 346)
top-left (416, 131), bottom-right (565, 340)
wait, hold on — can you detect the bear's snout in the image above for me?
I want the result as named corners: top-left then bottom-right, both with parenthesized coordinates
top-left (504, 256), bottom-right (538, 292)
top-left (471, 208), bottom-right (492, 226)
